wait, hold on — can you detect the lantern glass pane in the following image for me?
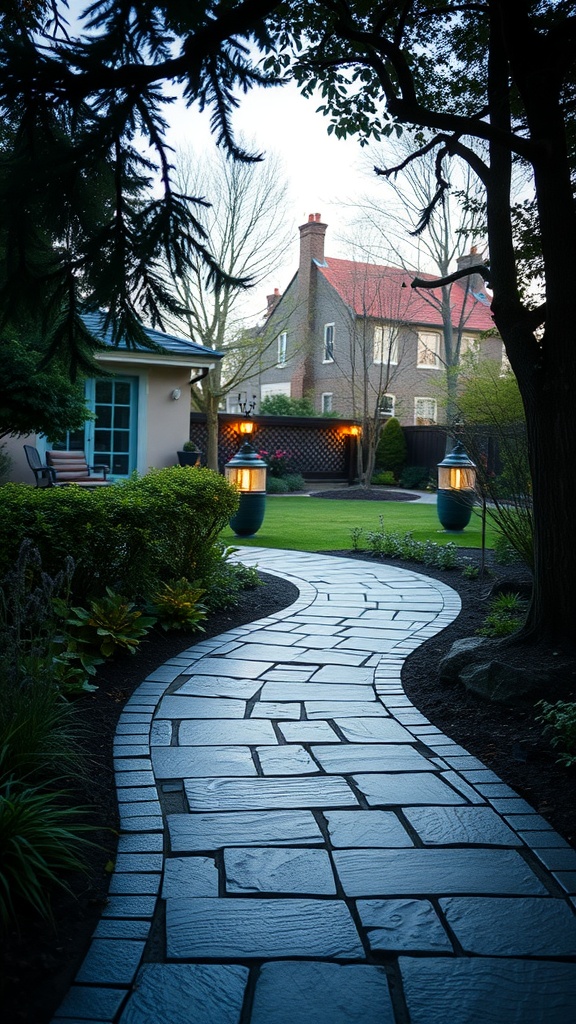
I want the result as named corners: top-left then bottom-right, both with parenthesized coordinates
top-left (225, 466), bottom-right (266, 492)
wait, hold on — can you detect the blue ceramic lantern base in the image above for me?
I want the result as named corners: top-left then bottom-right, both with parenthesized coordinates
top-left (229, 492), bottom-right (266, 537)
top-left (437, 488), bottom-right (475, 531)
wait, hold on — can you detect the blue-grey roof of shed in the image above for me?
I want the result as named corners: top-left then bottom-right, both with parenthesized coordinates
top-left (82, 311), bottom-right (223, 360)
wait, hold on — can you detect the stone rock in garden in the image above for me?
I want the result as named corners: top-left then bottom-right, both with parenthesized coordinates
top-left (459, 660), bottom-right (550, 704)
top-left (438, 637), bottom-right (496, 684)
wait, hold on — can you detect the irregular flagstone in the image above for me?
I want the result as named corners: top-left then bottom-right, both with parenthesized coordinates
top-left (250, 702), bottom-right (301, 719)
top-left (155, 696), bottom-right (246, 719)
top-left (178, 719), bottom-right (277, 745)
top-left (404, 805), bottom-right (520, 846)
top-left (278, 721), bottom-right (338, 742)
top-left (224, 847), bottom-right (337, 895)
top-left (118, 963), bottom-right (249, 1024)
top-left (440, 896), bottom-right (576, 956)
top-left (260, 682), bottom-right (375, 701)
top-left (256, 745), bottom-right (319, 774)
top-left (333, 849), bottom-right (548, 896)
top-left (399, 957), bottom-right (576, 1024)
top-left (183, 776), bottom-right (359, 811)
top-left (166, 897), bottom-right (364, 959)
top-left (181, 656), bottom-right (272, 677)
top-left (333, 717), bottom-right (413, 742)
top-left (250, 962), bottom-right (395, 1024)
top-left (161, 856), bottom-right (219, 898)
top-left (151, 746), bottom-right (256, 779)
top-left (175, 675), bottom-right (263, 698)
top-left (357, 898), bottom-right (453, 952)
top-left (167, 810), bottom-right (324, 850)
top-left (352, 772), bottom-right (467, 805)
top-left (324, 810), bottom-right (413, 848)
top-left (305, 701), bottom-right (387, 718)
top-left (311, 744), bottom-right (433, 773)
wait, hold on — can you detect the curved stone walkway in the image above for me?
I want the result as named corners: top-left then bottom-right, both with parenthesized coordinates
top-left (53, 550), bottom-right (576, 1024)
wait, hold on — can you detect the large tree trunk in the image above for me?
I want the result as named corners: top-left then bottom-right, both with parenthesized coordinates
top-left (205, 396), bottom-right (220, 472)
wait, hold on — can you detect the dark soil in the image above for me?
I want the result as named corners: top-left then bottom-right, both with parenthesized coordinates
top-left (3, 556), bottom-right (576, 1024)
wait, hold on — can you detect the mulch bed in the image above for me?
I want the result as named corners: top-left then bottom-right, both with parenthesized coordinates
top-left (310, 486), bottom-right (420, 501)
top-left (2, 553), bottom-right (576, 1024)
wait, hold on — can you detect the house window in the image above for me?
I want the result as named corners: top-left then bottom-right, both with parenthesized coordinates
top-left (461, 334), bottom-right (479, 360)
top-left (379, 394), bottom-right (395, 417)
top-left (414, 397), bottom-right (437, 425)
top-left (321, 392), bottom-right (333, 414)
top-left (323, 324), bottom-right (335, 362)
top-left (261, 383), bottom-right (291, 402)
top-left (374, 325), bottom-right (398, 365)
top-left (417, 332), bottom-right (441, 368)
top-left (277, 332), bottom-right (287, 366)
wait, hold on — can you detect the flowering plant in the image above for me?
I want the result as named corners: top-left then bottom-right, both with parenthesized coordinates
top-left (258, 448), bottom-right (297, 479)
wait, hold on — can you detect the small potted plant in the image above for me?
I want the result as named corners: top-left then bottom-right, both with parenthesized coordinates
top-left (177, 440), bottom-right (202, 467)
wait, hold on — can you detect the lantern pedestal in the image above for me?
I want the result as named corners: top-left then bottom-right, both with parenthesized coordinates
top-left (225, 442), bottom-right (267, 538)
top-left (437, 441), bottom-right (477, 532)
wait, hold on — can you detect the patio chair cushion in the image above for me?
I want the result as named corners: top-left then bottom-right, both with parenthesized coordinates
top-left (46, 450), bottom-right (110, 485)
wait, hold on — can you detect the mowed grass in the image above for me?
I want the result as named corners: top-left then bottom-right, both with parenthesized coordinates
top-left (221, 496), bottom-right (498, 552)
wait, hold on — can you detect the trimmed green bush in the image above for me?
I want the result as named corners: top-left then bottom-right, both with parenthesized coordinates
top-left (371, 470), bottom-right (396, 486)
top-left (399, 465), bottom-right (432, 490)
top-left (0, 467), bottom-right (239, 601)
top-left (375, 417), bottom-right (407, 478)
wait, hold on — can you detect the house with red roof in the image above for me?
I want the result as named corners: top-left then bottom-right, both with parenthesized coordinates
top-left (249, 214), bottom-right (501, 427)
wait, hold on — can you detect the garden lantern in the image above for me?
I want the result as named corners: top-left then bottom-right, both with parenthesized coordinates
top-left (225, 442), bottom-right (267, 536)
top-left (437, 441), bottom-right (477, 531)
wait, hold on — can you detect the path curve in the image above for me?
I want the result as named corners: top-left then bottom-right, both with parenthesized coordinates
top-left (52, 550), bottom-right (576, 1024)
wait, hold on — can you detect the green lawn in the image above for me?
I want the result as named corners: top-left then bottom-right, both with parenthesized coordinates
top-left (222, 496), bottom-right (498, 551)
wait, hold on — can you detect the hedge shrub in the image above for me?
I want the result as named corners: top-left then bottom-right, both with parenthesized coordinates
top-left (0, 467), bottom-right (239, 601)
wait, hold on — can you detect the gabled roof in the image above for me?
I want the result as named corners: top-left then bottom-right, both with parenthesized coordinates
top-left (317, 258), bottom-right (494, 333)
top-left (82, 311), bottom-right (223, 363)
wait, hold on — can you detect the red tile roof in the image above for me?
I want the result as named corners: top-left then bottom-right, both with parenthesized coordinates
top-left (318, 257), bottom-right (495, 332)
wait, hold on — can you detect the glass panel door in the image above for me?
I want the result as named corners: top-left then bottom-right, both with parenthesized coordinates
top-left (91, 377), bottom-right (137, 477)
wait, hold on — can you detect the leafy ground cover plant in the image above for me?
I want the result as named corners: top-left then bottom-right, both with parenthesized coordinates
top-left (151, 579), bottom-right (208, 632)
top-left (354, 521), bottom-right (460, 569)
top-left (536, 701), bottom-right (576, 768)
top-left (476, 592), bottom-right (528, 638)
top-left (65, 589), bottom-right (156, 657)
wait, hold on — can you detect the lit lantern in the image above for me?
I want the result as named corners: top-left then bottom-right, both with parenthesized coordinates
top-left (437, 441), bottom-right (477, 531)
top-left (224, 442), bottom-right (267, 536)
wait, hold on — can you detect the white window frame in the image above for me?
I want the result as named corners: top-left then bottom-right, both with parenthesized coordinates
top-left (379, 394), bottom-right (395, 417)
top-left (261, 383), bottom-right (291, 403)
top-left (374, 325), bottom-right (398, 366)
top-left (323, 323), bottom-right (335, 362)
top-left (277, 331), bottom-right (287, 367)
top-left (417, 331), bottom-right (441, 369)
top-left (321, 392), bottom-right (333, 414)
top-left (414, 397), bottom-right (438, 425)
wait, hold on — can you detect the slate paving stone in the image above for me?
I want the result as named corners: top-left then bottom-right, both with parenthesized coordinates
top-left (117, 786), bottom-right (158, 802)
top-left (118, 963), bottom-right (249, 1024)
top-left (311, 744), bottom-right (433, 774)
top-left (183, 776), bottom-right (359, 811)
top-left (167, 810), bottom-right (324, 850)
top-left (260, 682), bottom-right (375, 702)
top-left (181, 656), bottom-right (272, 677)
top-left (439, 896), bottom-right (576, 956)
top-left (256, 744), bottom-right (319, 774)
top-left (152, 745), bottom-right (257, 779)
top-left (224, 847), bottom-right (337, 894)
top-left (311, 665), bottom-right (375, 685)
top-left (333, 717), bottom-right (413, 743)
top-left (115, 853), bottom-right (163, 872)
top-left (278, 721), bottom-right (338, 742)
top-left (403, 805), bottom-right (519, 846)
top-left (352, 772), bottom-right (466, 806)
top-left (357, 898), bottom-right (453, 952)
top-left (520, 831), bottom-right (572, 848)
top-left (250, 962), bottom-right (395, 1024)
top-left (53, 985), bottom-right (127, 1021)
top-left (118, 801), bottom-right (161, 818)
top-left (250, 702), bottom-right (302, 719)
top-left (108, 873), bottom-right (161, 895)
top-left (226, 642), bottom-right (308, 662)
top-left (399, 957), bottom-right (576, 1024)
top-left (94, 918), bottom-right (151, 939)
top-left (161, 856), bottom-right (219, 898)
top-left (332, 849), bottom-right (548, 896)
top-left (119, 814), bottom-right (163, 831)
top-left (324, 810), bottom-right (413, 848)
top-left (117, 833), bottom-right (164, 853)
top-left (305, 701), bottom-right (386, 718)
top-left (175, 676), bottom-right (262, 698)
top-left (75, 938), bottom-right (146, 984)
top-left (178, 719), bottom-right (277, 745)
top-left (155, 696), bottom-right (247, 719)
top-left (166, 897), bottom-right (364, 958)
top-left (101, 896), bottom-right (157, 918)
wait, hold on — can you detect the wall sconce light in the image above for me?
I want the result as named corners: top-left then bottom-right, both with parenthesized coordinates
top-left (238, 418), bottom-right (256, 436)
top-left (171, 388), bottom-right (182, 401)
top-left (437, 441), bottom-right (477, 531)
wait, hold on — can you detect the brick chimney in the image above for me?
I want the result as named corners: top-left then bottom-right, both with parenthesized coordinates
top-left (298, 213), bottom-right (327, 301)
top-left (456, 246), bottom-right (488, 296)
top-left (266, 287), bottom-right (281, 318)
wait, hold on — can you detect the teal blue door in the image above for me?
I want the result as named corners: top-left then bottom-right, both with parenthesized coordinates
top-left (89, 377), bottom-right (138, 477)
